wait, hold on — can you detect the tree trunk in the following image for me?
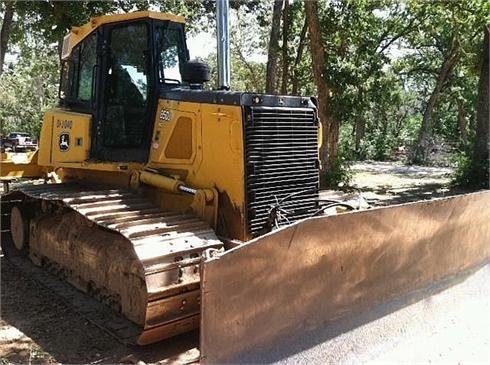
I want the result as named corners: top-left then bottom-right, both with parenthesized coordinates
top-left (354, 86), bottom-right (365, 154)
top-left (291, 18), bottom-right (307, 95)
top-left (470, 25), bottom-right (489, 187)
top-left (305, 0), bottom-right (338, 181)
top-left (412, 42), bottom-right (459, 164)
top-left (393, 110), bottom-right (408, 139)
top-left (265, 0), bottom-right (283, 94)
top-left (0, 2), bottom-right (15, 76)
top-left (355, 117), bottom-right (365, 154)
top-left (280, 0), bottom-right (289, 94)
top-left (457, 99), bottom-right (468, 145)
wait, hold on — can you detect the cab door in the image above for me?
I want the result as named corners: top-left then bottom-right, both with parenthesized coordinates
top-left (91, 21), bottom-right (153, 162)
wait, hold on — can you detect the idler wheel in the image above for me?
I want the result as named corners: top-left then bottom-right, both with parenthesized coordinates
top-left (10, 205), bottom-right (29, 254)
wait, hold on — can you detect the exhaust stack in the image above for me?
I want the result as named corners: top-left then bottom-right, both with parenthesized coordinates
top-left (216, 0), bottom-right (231, 90)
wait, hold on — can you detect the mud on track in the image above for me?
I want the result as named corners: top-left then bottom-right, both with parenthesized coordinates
top-left (0, 253), bottom-right (200, 364)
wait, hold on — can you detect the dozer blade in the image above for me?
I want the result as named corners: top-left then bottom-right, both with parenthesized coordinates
top-left (200, 191), bottom-right (490, 363)
top-left (2, 183), bottom-right (223, 345)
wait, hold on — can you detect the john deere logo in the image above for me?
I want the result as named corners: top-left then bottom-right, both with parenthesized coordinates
top-left (59, 133), bottom-right (70, 151)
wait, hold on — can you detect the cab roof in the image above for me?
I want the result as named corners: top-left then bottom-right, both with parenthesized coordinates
top-left (62, 11), bottom-right (185, 60)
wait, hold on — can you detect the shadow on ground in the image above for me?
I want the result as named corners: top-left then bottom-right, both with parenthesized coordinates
top-left (364, 183), bottom-right (475, 207)
top-left (0, 250), bottom-right (199, 364)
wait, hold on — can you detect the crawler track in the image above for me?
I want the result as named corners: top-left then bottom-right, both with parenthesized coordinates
top-left (2, 183), bottom-right (223, 345)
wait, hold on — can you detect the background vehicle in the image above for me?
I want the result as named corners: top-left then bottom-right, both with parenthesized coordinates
top-left (1, 2), bottom-right (488, 361)
top-left (2, 132), bottom-right (38, 152)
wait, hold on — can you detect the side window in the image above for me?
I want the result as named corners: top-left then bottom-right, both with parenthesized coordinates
top-left (78, 34), bottom-right (97, 102)
top-left (59, 33), bottom-right (96, 105)
top-left (156, 26), bottom-right (186, 83)
top-left (59, 61), bottom-right (74, 99)
top-left (60, 47), bottom-right (79, 100)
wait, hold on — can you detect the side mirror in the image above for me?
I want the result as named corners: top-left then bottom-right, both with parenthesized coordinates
top-left (182, 60), bottom-right (211, 85)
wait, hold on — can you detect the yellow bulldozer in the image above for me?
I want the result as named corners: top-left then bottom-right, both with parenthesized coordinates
top-left (1, 3), bottom-right (489, 363)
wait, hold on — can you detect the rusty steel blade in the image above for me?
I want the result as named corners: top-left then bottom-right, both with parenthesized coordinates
top-left (200, 191), bottom-right (490, 363)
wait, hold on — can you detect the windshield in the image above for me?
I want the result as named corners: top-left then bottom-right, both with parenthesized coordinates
top-left (155, 23), bottom-right (188, 84)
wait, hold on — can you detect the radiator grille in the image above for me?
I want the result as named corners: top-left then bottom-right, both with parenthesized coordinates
top-left (244, 106), bottom-right (320, 237)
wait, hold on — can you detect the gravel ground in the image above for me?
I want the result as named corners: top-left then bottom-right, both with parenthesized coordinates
top-left (0, 257), bottom-right (200, 364)
top-left (348, 161), bottom-right (471, 206)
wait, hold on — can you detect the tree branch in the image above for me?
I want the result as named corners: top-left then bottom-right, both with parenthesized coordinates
top-left (233, 48), bottom-right (262, 92)
top-left (377, 16), bottom-right (417, 55)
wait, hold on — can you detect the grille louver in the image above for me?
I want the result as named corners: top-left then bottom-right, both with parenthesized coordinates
top-left (244, 106), bottom-right (320, 237)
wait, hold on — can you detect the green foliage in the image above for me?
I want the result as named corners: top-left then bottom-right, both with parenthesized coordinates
top-left (398, 0), bottom-right (488, 163)
top-left (0, 41), bottom-right (59, 138)
top-left (0, 0), bottom-right (488, 186)
top-left (203, 51), bottom-right (265, 92)
top-left (6, 1), bottom-right (266, 42)
top-left (304, 0), bottom-right (489, 169)
top-left (323, 143), bottom-right (353, 187)
top-left (10, 1), bottom-right (118, 44)
top-left (399, 116), bottom-right (422, 147)
top-left (453, 151), bottom-right (489, 189)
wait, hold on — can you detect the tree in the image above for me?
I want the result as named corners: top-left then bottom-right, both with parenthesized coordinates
top-left (398, 0), bottom-right (488, 164)
top-left (291, 18), bottom-right (308, 95)
top-left (468, 25), bottom-right (489, 187)
top-left (304, 0), bottom-right (412, 180)
top-left (280, 0), bottom-right (289, 94)
top-left (305, 0), bottom-right (336, 183)
top-left (0, 39), bottom-right (59, 137)
top-left (412, 40), bottom-right (459, 163)
top-left (229, 6), bottom-right (267, 92)
top-left (265, 0), bottom-right (283, 94)
top-left (0, 1), bottom-right (14, 75)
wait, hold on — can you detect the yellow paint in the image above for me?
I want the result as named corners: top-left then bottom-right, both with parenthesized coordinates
top-left (35, 100), bottom-right (319, 241)
top-left (38, 108), bottom-right (143, 184)
top-left (63, 11), bottom-right (185, 60)
top-left (148, 99), bottom-right (246, 239)
top-left (199, 103), bottom-right (245, 207)
top-left (0, 151), bottom-right (43, 178)
top-left (55, 162), bottom-right (144, 172)
top-left (150, 101), bottom-right (200, 166)
top-left (38, 109), bottom-right (92, 166)
top-left (318, 122), bottom-right (323, 148)
top-left (140, 171), bottom-right (183, 193)
top-left (59, 168), bottom-right (134, 189)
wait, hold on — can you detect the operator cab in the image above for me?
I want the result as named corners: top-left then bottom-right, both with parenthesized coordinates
top-left (59, 12), bottom-right (191, 162)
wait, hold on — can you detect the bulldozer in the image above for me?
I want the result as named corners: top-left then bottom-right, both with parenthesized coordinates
top-left (1, 7), bottom-right (323, 345)
top-left (1, 2), bottom-right (489, 362)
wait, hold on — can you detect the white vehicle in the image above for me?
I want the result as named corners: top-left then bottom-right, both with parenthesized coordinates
top-left (3, 132), bottom-right (38, 151)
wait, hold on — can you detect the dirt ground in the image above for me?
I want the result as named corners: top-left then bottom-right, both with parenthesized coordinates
top-left (349, 161), bottom-right (466, 206)
top-left (0, 161), bottom-right (479, 364)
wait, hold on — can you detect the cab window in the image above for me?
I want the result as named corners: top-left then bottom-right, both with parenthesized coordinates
top-left (156, 24), bottom-right (187, 84)
top-left (102, 22), bottom-right (149, 148)
top-left (59, 33), bottom-right (97, 106)
top-left (78, 34), bottom-right (97, 101)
